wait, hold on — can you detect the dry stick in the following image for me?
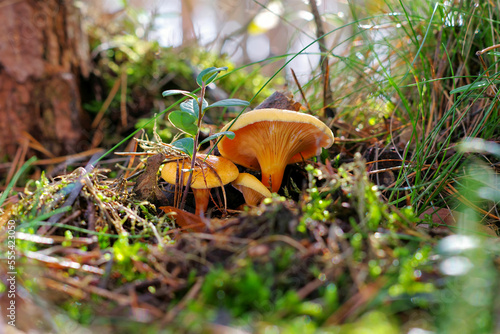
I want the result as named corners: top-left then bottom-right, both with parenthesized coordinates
top-left (90, 120), bottom-right (105, 149)
top-left (43, 153), bottom-right (103, 233)
top-left (309, 0), bottom-right (333, 114)
top-left (5, 145), bottom-right (22, 187)
top-left (120, 70), bottom-right (128, 127)
top-left (476, 43), bottom-right (500, 97)
top-left (15, 230), bottom-right (94, 246)
top-left (446, 184), bottom-right (500, 220)
top-left (162, 277), bottom-right (204, 324)
top-left (296, 277), bottom-right (325, 300)
top-left (45, 210), bottom-right (82, 236)
top-left (200, 161), bottom-right (229, 217)
top-left (180, 85), bottom-right (206, 210)
top-left (26, 251), bottom-right (104, 275)
top-left (5, 138), bottom-right (29, 187)
top-left (43, 277), bottom-right (87, 299)
top-left (91, 76), bottom-right (121, 129)
top-left (173, 159), bottom-right (183, 208)
top-left (325, 279), bottom-right (386, 325)
top-left (17, 138), bottom-right (28, 178)
top-left (21, 131), bottom-right (55, 158)
top-left (123, 136), bottom-right (139, 180)
top-left (114, 152), bottom-right (153, 156)
top-left (290, 68), bottom-right (311, 111)
top-left (334, 126), bottom-right (410, 143)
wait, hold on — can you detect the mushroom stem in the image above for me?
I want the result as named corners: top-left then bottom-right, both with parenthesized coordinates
top-left (261, 165), bottom-right (286, 193)
top-left (192, 188), bottom-right (210, 217)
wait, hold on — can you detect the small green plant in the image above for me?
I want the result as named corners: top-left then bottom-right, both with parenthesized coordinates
top-left (389, 245), bottom-right (434, 297)
top-left (300, 164), bottom-right (333, 233)
top-left (162, 66), bottom-right (249, 206)
top-left (162, 67), bottom-right (249, 157)
top-left (112, 233), bottom-right (148, 282)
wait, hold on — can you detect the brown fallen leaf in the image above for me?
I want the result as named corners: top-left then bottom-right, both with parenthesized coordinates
top-left (160, 206), bottom-right (206, 232)
top-left (255, 91), bottom-right (302, 111)
top-left (133, 153), bottom-right (169, 206)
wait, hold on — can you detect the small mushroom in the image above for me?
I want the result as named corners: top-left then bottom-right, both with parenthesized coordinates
top-left (161, 154), bottom-right (239, 216)
top-left (218, 108), bottom-right (334, 192)
top-left (232, 173), bottom-right (272, 207)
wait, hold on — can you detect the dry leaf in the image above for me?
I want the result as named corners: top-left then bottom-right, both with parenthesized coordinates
top-left (133, 153), bottom-right (169, 206)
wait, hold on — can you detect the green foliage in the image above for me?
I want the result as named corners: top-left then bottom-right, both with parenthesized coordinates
top-left (162, 66), bottom-right (249, 159)
top-left (134, 118), bottom-right (173, 142)
top-left (434, 140), bottom-right (500, 334)
top-left (201, 265), bottom-right (272, 317)
top-left (389, 246), bottom-right (434, 297)
top-left (188, 49), bottom-right (282, 103)
top-left (168, 110), bottom-right (198, 136)
top-left (300, 165), bottom-right (333, 233)
top-left (300, 154), bottom-right (408, 236)
top-left (112, 234), bottom-right (148, 282)
top-left (197, 245), bottom-right (335, 323)
top-left (97, 226), bottom-right (112, 249)
top-left (0, 156), bottom-right (36, 208)
top-left (61, 300), bottom-right (97, 326)
top-left (326, 311), bottom-right (399, 334)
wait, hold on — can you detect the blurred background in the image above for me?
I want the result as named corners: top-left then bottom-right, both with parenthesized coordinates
top-left (0, 0), bottom-right (354, 170)
top-left (84, 0), bottom-right (349, 82)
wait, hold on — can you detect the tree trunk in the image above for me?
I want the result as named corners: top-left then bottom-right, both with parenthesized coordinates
top-left (0, 0), bottom-right (90, 157)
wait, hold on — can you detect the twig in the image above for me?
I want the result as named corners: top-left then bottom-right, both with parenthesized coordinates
top-left (32, 148), bottom-right (105, 166)
top-left (290, 68), bottom-right (311, 111)
top-left (25, 251), bottom-right (104, 275)
top-left (180, 87), bottom-right (206, 210)
top-left (20, 131), bottom-right (55, 158)
top-left (120, 70), bottom-right (128, 127)
top-left (162, 277), bottom-right (204, 324)
top-left (5, 144), bottom-right (22, 187)
top-left (324, 279), bottom-right (386, 325)
top-left (43, 153), bottom-right (102, 230)
top-left (296, 277), bottom-right (325, 300)
top-left (476, 43), bottom-right (500, 97)
top-left (309, 0), bottom-right (333, 113)
top-left (91, 76), bottom-right (122, 129)
top-left (122, 135), bottom-right (140, 180)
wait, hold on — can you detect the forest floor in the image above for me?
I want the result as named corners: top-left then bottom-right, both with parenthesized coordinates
top-left (1, 1), bottom-right (500, 333)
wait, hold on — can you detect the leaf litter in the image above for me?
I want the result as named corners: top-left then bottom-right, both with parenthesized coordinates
top-left (0, 92), bottom-right (498, 332)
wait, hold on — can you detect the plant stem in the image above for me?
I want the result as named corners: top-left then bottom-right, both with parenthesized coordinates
top-left (179, 85), bottom-right (206, 210)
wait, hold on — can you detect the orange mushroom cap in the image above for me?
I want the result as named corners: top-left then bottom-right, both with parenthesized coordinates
top-left (161, 154), bottom-right (239, 216)
top-left (232, 173), bottom-right (272, 207)
top-left (218, 108), bottom-right (334, 193)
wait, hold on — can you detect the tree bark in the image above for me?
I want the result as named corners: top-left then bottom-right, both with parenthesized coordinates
top-left (0, 0), bottom-right (90, 157)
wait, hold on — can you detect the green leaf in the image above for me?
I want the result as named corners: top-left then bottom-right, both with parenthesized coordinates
top-left (180, 98), bottom-right (208, 118)
top-left (203, 73), bottom-right (220, 86)
top-left (0, 156), bottom-right (37, 207)
top-left (198, 131), bottom-right (235, 147)
top-left (449, 80), bottom-right (493, 94)
top-left (206, 99), bottom-right (250, 109)
top-left (168, 110), bottom-right (198, 136)
top-left (172, 138), bottom-right (194, 157)
top-left (196, 67), bottom-right (228, 87)
top-left (162, 89), bottom-right (197, 99)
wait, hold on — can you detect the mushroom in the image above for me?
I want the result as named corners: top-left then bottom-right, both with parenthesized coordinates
top-left (218, 108), bottom-right (334, 192)
top-left (232, 173), bottom-right (272, 207)
top-left (161, 154), bottom-right (239, 216)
